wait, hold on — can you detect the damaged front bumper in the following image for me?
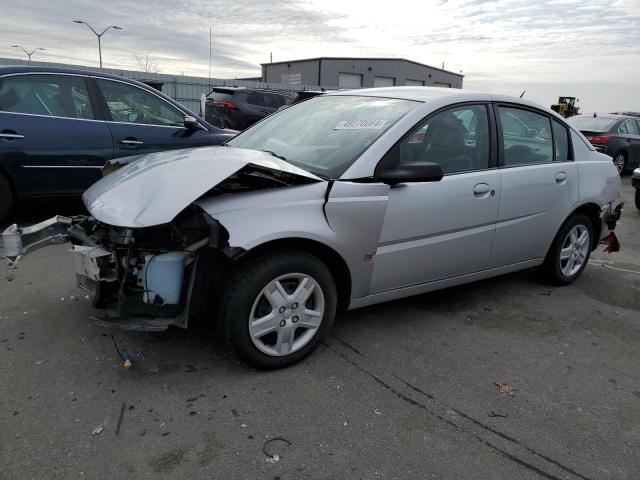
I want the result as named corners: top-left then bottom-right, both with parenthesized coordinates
top-left (2, 211), bottom-right (226, 332)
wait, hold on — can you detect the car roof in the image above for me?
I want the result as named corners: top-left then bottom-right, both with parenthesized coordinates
top-left (0, 65), bottom-right (145, 83)
top-left (211, 86), bottom-right (294, 96)
top-left (328, 86), bottom-right (551, 112)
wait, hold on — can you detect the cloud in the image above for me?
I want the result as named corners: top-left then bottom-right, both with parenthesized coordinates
top-left (1, 0), bottom-right (638, 111)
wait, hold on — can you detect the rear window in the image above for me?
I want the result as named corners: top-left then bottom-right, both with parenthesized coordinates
top-left (567, 115), bottom-right (616, 131)
top-left (209, 89), bottom-right (236, 103)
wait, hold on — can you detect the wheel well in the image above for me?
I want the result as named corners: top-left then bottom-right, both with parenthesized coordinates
top-left (570, 203), bottom-right (602, 249)
top-left (238, 238), bottom-right (352, 309)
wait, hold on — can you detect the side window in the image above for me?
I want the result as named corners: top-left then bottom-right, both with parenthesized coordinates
top-left (247, 92), bottom-right (264, 106)
top-left (263, 93), bottom-right (284, 108)
top-left (618, 121), bottom-right (629, 134)
top-left (96, 79), bottom-right (184, 127)
top-left (499, 107), bottom-right (553, 166)
top-left (552, 120), bottom-right (571, 162)
top-left (397, 105), bottom-right (490, 175)
top-left (0, 74), bottom-right (94, 119)
top-left (620, 119), bottom-right (639, 135)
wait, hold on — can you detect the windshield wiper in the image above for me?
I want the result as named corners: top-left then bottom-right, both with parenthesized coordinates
top-left (260, 150), bottom-right (287, 161)
top-left (259, 150), bottom-right (332, 180)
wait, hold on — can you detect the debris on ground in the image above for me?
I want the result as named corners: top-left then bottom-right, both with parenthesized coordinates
top-left (263, 437), bottom-right (292, 464)
top-left (35, 359), bottom-right (47, 365)
top-left (115, 402), bottom-right (126, 436)
top-left (488, 410), bottom-right (509, 418)
top-left (91, 423), bottom-right (105, 435)
top-left (494, 382), bottom-right (515, 397)
top-left (110, 334), bottom-right (133, 369)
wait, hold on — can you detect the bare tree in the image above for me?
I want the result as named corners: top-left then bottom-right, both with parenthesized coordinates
top-left (133, 52), bottom-right (160, 73)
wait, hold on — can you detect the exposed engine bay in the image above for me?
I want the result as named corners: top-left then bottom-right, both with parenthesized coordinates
top-left (4, 207), bottom-right (228, 331)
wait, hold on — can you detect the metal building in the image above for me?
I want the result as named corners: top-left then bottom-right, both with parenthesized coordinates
top-left (262, 57), bottom-right (464, 89)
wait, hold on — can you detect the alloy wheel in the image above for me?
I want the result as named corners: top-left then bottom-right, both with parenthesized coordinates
top-left (248, 273), bottom-right (325, 356)
top-left (559, 225), bottom-right (590, 277)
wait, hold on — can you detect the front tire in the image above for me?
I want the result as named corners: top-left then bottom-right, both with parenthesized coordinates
top-left (635, 189), bottom-right (640, 211)
top-left (541, 214), bottom-right (593, 285)
top-left (0, 174), bottom-right (13, 224)
top-left (218, 250), bottom-right (337, 370)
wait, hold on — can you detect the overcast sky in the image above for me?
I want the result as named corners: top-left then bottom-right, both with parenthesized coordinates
top-left (1, 0), bottom-right (639, 112)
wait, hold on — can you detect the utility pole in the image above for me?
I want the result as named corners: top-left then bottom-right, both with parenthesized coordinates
top-left (11, 45), bottom-right (45, 64)
top-left (208, 26), bottom-right (212, 91)
top-left (270, 52), bottom-right (273, 63)
top-left (73, 20), bottom-right (123, 68)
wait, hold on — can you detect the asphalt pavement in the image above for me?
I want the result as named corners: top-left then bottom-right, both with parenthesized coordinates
top-left (1, 180), bottom-right (639, 480)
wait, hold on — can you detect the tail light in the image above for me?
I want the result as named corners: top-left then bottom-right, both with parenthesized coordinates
top-left (214, 101), bottom-right (237, 110)
top-left (585, 134), bottom-right (609, 144)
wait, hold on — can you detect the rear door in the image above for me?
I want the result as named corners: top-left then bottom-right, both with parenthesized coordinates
top-left (0, 73), bottom-right (112, 196)
top-left (487, 105), bottom-right (579, 268)
top-left (246, 92), bottom-right (273, 123)
top-left (93, 77), bottom-right (212, 158)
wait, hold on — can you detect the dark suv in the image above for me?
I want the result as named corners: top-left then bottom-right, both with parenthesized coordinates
top-left (205, 87), bottom-right (292, 130)
top-left (0, 66), bottom-right (237, 222)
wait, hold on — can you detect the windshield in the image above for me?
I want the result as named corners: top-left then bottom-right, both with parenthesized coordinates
top-left (567, 115), bottom-right (616, 131)
top-left (227, 95), bottom-right (420, 177)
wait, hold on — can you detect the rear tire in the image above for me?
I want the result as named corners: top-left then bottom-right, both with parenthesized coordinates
top-left (613, 152), bottom-right (626, 174)
top-left (218, 250), bottom-right (337, 370)
top-left (0, 173), bottom-right (13, 224)
top-left (541, 214), bottom-right (593, 285)
top-left (635, 189), bottom-right (640, 211)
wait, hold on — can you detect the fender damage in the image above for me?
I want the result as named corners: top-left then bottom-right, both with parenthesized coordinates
top-left (1, 146), bottom-right (323, 331)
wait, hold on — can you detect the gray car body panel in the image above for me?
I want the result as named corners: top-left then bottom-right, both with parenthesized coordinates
top-left (195, 181), bottom-right (390, 299)
top-left (76, 88), bottom-right (622, 310)
top-left (83, 146), bottom-right (320, 228)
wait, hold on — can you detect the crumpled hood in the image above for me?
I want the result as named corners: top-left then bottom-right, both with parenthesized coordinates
top-left (83, 146), bottom-right (321, 228)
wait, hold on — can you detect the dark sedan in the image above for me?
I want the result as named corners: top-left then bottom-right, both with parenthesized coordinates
top-left (568, 114), bottom-right (640, 174)
top-left (0, 66), bottom-right (237, 222)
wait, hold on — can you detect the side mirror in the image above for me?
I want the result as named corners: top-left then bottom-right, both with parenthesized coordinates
top-left (184, 115), bottom-right (199, 130)
top-left (378, 162), bottom-right (444, 186)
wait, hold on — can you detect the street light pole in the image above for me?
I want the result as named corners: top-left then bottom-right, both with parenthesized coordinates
top-left (73, 20), bottom-right (123, 68)
top-left (11, 45), bottom-right (46, 64)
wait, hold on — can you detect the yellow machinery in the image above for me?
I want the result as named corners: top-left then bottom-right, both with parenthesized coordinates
top-left (551, 97), bottom-right (580, 118)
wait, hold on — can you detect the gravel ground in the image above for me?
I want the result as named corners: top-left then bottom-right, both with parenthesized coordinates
top-left (1, 179), bottom-right (639, 480)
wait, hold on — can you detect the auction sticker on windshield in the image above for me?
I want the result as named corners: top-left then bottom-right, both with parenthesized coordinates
top-left (334, 120), bottom-right (387, 130)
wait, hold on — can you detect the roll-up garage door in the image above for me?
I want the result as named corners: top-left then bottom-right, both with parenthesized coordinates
top-left (338, 73), bottom-right (363, 88)
top-left (373, 76), bottom-right (395, 87)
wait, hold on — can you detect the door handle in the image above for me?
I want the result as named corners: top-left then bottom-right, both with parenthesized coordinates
top-left (119, 139), bottom-right (144, 146)
top-left (0, 132), bottom-right (24, 139)
top-left (555, 172), bottom-right (567, 183)
top-left (473, 183), bottom-right (491, 197)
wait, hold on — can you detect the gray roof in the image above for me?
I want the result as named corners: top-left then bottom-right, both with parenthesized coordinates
top-left (261, 57), bottom-right (464, 78)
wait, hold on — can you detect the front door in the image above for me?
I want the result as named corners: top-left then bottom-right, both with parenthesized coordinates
top-left (0, 73), bottom-right (112, 196)
top-left (93, 78), bottom-right (212, 159)
top-left (488, 105), bottom-right (579, 268)
top-left (371, 104), bottom-right (501, 293)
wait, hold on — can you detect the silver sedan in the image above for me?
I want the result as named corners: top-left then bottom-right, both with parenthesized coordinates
top-left (2, 87), bottom-right (624, 369)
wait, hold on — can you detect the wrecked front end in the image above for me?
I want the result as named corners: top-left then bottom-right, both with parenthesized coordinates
top-left (2, 207), bottom-right (232, 331)
top-left (1, 147), bottom-right (323, 331)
